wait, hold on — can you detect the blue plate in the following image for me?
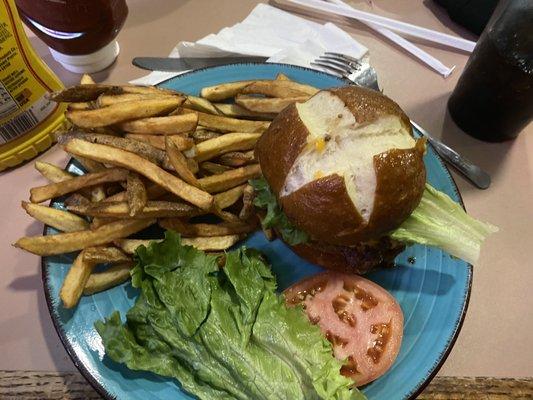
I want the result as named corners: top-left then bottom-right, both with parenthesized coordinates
top-left (42, 63), bottom-right (471, 400)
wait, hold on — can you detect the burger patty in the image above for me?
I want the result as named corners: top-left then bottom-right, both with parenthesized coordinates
top-left (290, 236), bottom-right (405, 274)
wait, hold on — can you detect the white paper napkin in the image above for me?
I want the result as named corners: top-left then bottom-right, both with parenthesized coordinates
top-left (130, 3), bottom-right (368, 85)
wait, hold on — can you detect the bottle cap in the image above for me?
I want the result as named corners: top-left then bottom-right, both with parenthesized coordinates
top-left (49, 40), bottom-right (120, 73)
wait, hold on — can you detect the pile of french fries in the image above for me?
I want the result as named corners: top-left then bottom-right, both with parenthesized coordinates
top-left (14, 73), bottom-right (319, 309)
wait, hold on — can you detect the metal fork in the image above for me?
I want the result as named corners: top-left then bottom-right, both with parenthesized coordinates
top-left (312, 52), bottom-right (491, 189)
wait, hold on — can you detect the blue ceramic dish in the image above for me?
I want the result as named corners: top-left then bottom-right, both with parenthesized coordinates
top-left (42, 63), bottom-right (471, 400)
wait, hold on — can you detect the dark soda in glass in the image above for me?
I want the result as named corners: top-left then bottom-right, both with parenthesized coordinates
top-left (448, 0), bottom-right (533, 142)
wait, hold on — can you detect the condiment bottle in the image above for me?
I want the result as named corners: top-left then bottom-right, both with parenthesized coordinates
top-left (16, 0), bottom-right (128, 73)
top-left (0, 0), bottom-right (66, 171)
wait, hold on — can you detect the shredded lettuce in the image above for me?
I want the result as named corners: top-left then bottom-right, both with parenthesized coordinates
top-left (391, 184), bottom-right (498, 264)
top-left (250, 177), bottom-right (309, 245)
top-left (95, 231), bottom-right (364, 400)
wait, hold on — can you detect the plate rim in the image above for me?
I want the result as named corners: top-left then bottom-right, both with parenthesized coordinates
top-left (41, 62), bottom-right (472, 400)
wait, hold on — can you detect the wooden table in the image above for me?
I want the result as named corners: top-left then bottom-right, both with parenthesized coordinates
top-left (0, 371), bottom-right (531, 399)
top-left (1, 0), bottom-right (531, 398)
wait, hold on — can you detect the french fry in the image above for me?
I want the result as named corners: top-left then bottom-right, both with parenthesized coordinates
top-left (90, 217), bottom-right (118, 229)
top-left (239, 184), bottom-right (255, 221)
top-left (119, 85), bottom-right (180, 96)
top-left (35, 161), bottom-right (75, 183)
top-left (181, 235), bottom-right (244, 251)
top-left (125, 133), bottom-right (165, 150)
top-left (35, 163), bottom-right (95, 200)
top-left (64, 193), bottom-right (91, 208)
top-left (159, 219), bottom-right (256, 237)
top-left (168, 106), bottom-right (194, 116)
top-left (115, 234), bottom-right (241, 254)
top-left (200, 162), bottom-right (232, 175)
top-left (72, 155), bottom-right (106, 172)
top-left (241, 80), bottom-right (318, 98)
top-left (80, 74), bottom-right (95, 85)
top-left (66, 97), bottom-right (183, 128)
top-left (64, 139), bottom-right (213, 210)
top-left (198, 164), bottom-right (261, 193)
top-left (82, 246), bottom-right (131, 264)
top-left (49, 85), bottom-right (123, 102)
top-left (183, 95), bottom-right (220, 115)
top-left (218, 150), bottom-right (255, 167)
top-left (70, 156), bottom-right (107, 202)
top-left (68, 200), bottom-right (198, 219)
top-left (92, 126), bottom-right (122, 136)
top-left (187, 158), bottom-right (199, 174)
top-left (60, 250), bottom-right (95, 308)
top-left (118, 113), bottom-right (198, 135)
top-left (21, 201), bottom-right (89, 232)
top-left (30, 168), bottom-right (129, 203)
top-left (276, 73), bottom-right (291, 81)
top-left (126, 173), bottom-right (147, 216)
top-left (103, 192), bottom-right (128, 202)
top-left (50, 84), bottom-right (178, 102)
top-left (214, 184), bottom-right (247, 209)
top-left (215, 209), bottom-right (241, 224)
top-left (104, 182), bottom-right (167, 203)
top-left (14, 218), bottom-right (155, 256)
top-left (213, 103), bottom-right (275, 120)
top-left (89, 186), bottom-right (106, 202)
top-left (194, 111), bottom-right (270, 133)
top-left (83, 263), bottom-right (133, 295)
top-left (191, 129), bottom-right (221, 143)
top-left (235, 95), bottom-right (309, 113)
top-left (82, 185), bottom-right (247, 220)
top-left (96, 93), bottom-right (181, 107)
top-left (61, 132), bottom-right (168, 167)
top-left (165, 136), bottom-right (199, 186)
top-left (67, 102), bottom-right (92, 111)
top-left (195, 132), bottom-right (261, 162)
top-left (125, 134), bottom-right (194, 151)
top-left (200, 80), bottom-right (256, 101)
top-left (114, 239), bottom-right (161, 254)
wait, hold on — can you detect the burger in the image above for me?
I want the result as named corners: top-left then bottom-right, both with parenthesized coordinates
top-left (253, 85), bottom-right (496, 273)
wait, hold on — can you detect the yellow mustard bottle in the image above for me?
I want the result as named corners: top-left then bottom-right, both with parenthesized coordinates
top-left (0, 0), bottom-right (66, 171)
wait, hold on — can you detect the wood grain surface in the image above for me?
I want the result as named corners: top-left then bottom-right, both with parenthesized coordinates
top-left (0, 371), bottom-right (531, 399)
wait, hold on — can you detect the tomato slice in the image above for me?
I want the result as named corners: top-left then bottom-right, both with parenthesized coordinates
top-left (284, 272), bottom-right (403, 386)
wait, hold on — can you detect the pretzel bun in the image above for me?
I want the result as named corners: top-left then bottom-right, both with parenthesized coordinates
top-left (256, 86), bottom-right (426, 246)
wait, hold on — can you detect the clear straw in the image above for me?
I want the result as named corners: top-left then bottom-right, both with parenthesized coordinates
top-left (327, 0), bottom-right (455, 77)
top-left (287, 0), bottom-right (476, 52)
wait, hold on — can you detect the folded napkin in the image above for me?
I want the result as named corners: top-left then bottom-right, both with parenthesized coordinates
top-left (130, 3), bottom-right (368, 85)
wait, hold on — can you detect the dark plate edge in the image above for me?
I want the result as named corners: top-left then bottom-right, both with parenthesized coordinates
top-left (40, 62), bottom-right (473, 400)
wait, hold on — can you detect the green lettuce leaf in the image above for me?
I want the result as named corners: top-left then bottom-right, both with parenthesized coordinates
top-left (391, 184), bottom-right (498, 264)
top-left (95, 231), bottom-right (364, 400)
top-left (250, 177), bottom-right (309, 245)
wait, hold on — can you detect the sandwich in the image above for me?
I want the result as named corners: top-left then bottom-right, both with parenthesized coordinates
top-left (253, 86), bottom-right (496, 273)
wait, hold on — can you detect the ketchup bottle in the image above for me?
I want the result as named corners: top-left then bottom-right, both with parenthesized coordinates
top-left (15, 0), bottom-right (128, 73)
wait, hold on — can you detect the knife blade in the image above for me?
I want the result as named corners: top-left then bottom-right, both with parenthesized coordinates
top-left (132, 56), bottom-right (269, 72)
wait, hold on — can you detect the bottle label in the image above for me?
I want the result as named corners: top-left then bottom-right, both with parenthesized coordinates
top-left (0, 2), bottom-right (59, 145)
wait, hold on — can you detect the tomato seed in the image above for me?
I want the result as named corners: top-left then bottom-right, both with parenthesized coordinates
top-left (340, 355), bottom-right (359, 377)
top-left (367, 322), bottom-right (391, 363)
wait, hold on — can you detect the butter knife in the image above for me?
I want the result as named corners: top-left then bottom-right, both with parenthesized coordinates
top-left (132, 56), bottom-right (269, 72)
top-left (411, 121), bottom-right (491, 189)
